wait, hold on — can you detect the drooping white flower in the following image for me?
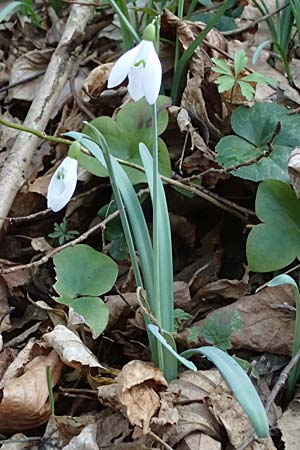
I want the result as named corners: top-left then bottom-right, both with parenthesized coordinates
top-left (47, 156), bottom-right (78, 212)
top-left (107, 34), bottom-right (162, 105)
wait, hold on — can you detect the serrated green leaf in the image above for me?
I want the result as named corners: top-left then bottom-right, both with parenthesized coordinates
top-left (181, 346), bottom-right (269, 438)
top-left (242, 73), bottom-right (275, 85)
top-left (234, 50), bottom-right (248, 76)
top-left (211, 58), bottom-right (233, 76)
top-left (58, 295), bottom-right (109, 338)
top-left (238, 80), bottom-right (255, 100)
top-left (187, 326), bottom-right (201, 343)
top-left (53, 244), bottom-right (118, 298)
top-left (203, 309), bottom-right (243, 350)
top-left (215, 75), bottom-right (235, 92)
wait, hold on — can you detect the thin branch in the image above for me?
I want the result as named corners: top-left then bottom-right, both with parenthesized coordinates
top-left (0, 71), bottom-right (45, 94)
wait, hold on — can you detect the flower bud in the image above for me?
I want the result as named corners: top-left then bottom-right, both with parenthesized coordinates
top-left (143, 23), bottom-right (156, 42)
top-left (68, 140), bottom-right (81, 159)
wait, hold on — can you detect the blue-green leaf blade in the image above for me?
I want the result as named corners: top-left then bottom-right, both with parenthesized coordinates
top-left (181, 346), bottom-right (269, 438)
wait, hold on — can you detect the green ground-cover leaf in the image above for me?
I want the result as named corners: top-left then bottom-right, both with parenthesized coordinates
top-left (53, 244), bottom-right (118, 298)
top-left (247, 180), bottom-right (300, 271)
top-left (58, 296), bottom-right (109, 338)
top-left (216, 102), bottom-right (300, 182)
top-left (82, 96), bottom-right (171, 184)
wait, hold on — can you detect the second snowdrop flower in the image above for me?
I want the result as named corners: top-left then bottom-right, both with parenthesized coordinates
top-left (107, 24), bottom-right (162, 105)
top-left (47, 156), bottom-right (78, 212)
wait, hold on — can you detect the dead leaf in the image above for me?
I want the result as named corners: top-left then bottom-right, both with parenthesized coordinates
top-left (83, 63), bottom-right (114, 100)
top-left (43, 415), bottom-right (96, 449)
top-left (161, 9), bottom-right (227, 77)
top-left (180, 285), bottom-right (295, 355)
top-left (63, 423), bottom-right (99, 450)
top-left (0, 350), bottom-right (63, 432)
top-left (98, 360), bottom-right (167, 433)
top-left (176, 432), bottom-right (222, 450)
top-left (8, 49), bottom-right (53, 101)
top-left (278, 394), bottom-right (300, 450)
top-left (43, 324), bottom-right (103, 369)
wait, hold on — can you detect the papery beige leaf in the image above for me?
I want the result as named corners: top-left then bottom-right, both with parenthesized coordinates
top-left (8, 49), bottom-right (53, 101)
top-left (176, 432), bottom-right (222, 450)
top-left (63, 423), bottom-right (99, 450)
top-left (0, 433), bottom-right (39, 450)
top-left (43, 325), bottom-right (103, 368)
top-left (0, 350), bottom-right (63, 432)
top-left (44, 415), bottom-right (96, 448)
top-left (83, 63), bottom-right (114, 100)
top-left (98, 360), bottom-right (167, 433)
top-left (278, 395), bottom-right (300, 450)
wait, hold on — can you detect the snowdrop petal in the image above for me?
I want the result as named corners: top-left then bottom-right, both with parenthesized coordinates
top-left (128, 67), bottom-right (144, 101)
top-left (47, 157), bottom-right (78, 212)
top-left (142, 44), bottom-right (162, 105)
top-left (108, 44), bottom-right (141, 88)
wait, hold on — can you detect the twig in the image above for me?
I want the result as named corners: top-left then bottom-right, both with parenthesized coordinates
top-left (185, 121), bottom-right (281, 181)
top-left (0, 119), bottom-right (255, 221)
top-left (0, 188), bottom-right (149, 274)
top-left (236, 349), bottom-right (300, 450)
top-left (222, 3), bottom-right (288, 36)
top-left (0, 0), bottom-right (96, 232)
top-left (0, 185), bottom-right (105, 224)
top-left (148, 431), bottom-right (174, 450)
top-left (0, 71), bottom-right (45, 94)
top-left (0, 209), bottom-right (119, 274)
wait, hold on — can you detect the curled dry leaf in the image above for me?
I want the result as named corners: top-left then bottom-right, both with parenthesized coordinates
top-left (98, 360), bottom-right (167, 433)
top-left (43, 324), bottom-right (103, 369)
top-left (165, 369), bottom-right (276, 450)
top-left (83, 63), bottom-right (114, 100)
top-left (0, 350), bottom-right (63, 432)
top-left (278, 394), bottom-right (300, 450)
top-left (62, 423), bottom-right (99, 450)
top-left (44, 414), bottom-right (96, 449)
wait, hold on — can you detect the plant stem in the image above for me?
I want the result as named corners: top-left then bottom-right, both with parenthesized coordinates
top-left (174, 0), bottom-right (184, 71)
top-left (286, 286), bottom-right (300, 403)
top-left (0, 116), bottom-right (71, 146)
top-left (151, 101), bottom-right (164, 372)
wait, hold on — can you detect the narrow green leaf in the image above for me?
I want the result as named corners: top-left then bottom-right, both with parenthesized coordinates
top-left (148, 324), bottom-right (197, 372)
top-left (252, 40), bottom-right (272, 64)
top-left (181, 346), bottom-right (269, 438)
top-left (171, 0), bottom-right (233, 104)
top-left (0, 1), bottom-right (23, 22)
top-left (139, 143), bottom-right (173, 332)
top-left (266, 275), bottom-right (300, 403)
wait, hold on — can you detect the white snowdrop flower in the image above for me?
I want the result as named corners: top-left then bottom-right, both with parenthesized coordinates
top-left (47, 156), bottom-right (78, 212)
top-left (107, 24), bottom-right (162, 105)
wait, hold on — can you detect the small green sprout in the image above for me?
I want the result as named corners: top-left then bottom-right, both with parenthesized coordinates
top-left (48, 218), bottom-right (79, 245)
top-left (211, 49), bottom-right (275, 101)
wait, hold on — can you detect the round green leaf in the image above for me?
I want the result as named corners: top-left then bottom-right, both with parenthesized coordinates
top-left (247, 180), bottom-right (300, 272)
top-left (53, 244), bottom-right (118, 298)
top-left (82, 96), bottom-right (171, 184)
top-left (216, 102), bottom-right (300, 182)
top-left (58, 296), bottom-right (109, 338)
top-left (247, 223), bottom-right (300, 272)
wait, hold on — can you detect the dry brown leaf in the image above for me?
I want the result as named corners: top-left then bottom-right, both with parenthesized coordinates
top-left (0, 350), bottom-right (63, 432)
top-left (43, 324), bottom-right (103, 369)
top-left (98, 360), bottom-right (167, 433)
top-left (176, 432), bottom-right (222, 450)
top-left (278, 394), bottom-right (300, 450)
top-left (44, 415), bottom-right (96, 449)
top-left (8, 49), bottom-right (53, 101)
top-left (83, 63), bottom-right (114, 99)
top-left (0, 433), bottom-right (39, 450)
top-left (63, 423), bottom-right (99, 450)
top-left (180, 285), bottom-right (295, 355)
top-left (192, 278), bottom-right (248, 302)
